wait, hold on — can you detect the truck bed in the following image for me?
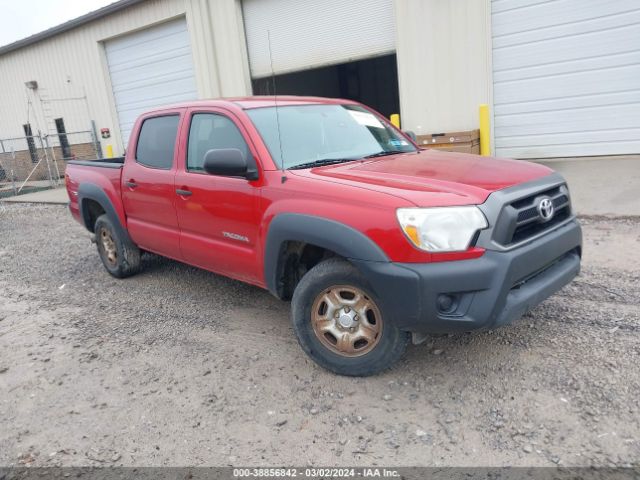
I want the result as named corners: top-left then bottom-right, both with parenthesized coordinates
top-left (68, 157), bottom-right (124, 169)
top-left (66, 157), bottom-right (126, 228)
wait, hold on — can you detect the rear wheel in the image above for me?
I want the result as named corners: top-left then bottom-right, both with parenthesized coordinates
top-left (291, 258), bottom-right (409, 376)
top-left (94, 214), bottom-right (141, 278)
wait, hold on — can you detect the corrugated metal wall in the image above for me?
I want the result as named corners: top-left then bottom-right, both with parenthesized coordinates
top-left (0, 0), bottom-right (251, 154)
top-left (242, 0), bottom-right (395, 78)
top-left (492, 0), bottom-right (640, 158)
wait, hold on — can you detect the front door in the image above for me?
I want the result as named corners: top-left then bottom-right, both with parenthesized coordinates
top-left (174, 109), bottom-right (262, 284)
top-left (122, 112), bottom-right (182, 258)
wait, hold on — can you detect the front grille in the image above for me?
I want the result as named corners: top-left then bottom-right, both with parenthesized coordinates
top-left (511, 207), bottom-right (571, 244)
top-left (516, 194), bottom-right (568, 223)
top-left (507, 185), bottom-right (571, 245)
top-left (511, 186), bottom-right (561, 209)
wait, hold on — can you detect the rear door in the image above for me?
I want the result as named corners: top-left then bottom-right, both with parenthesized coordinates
top-left (174, 108), bottom-right (262, 284)
top-left (122, 111), bottom-right (183, 258)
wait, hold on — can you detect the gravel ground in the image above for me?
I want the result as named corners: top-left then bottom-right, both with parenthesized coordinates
top-left (0, 204), bottom-right (639, 467)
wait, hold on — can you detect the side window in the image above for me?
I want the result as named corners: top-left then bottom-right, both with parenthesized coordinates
top-left (187, 113), bottom-right (250, 172)
top-left (136, 115), bottom-right (180, 169)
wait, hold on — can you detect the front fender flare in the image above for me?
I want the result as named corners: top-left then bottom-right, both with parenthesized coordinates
top-left (263, 213), bottom-right (389, 298)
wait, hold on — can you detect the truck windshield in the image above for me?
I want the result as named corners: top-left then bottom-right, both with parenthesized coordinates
top-left (246, 104), bottom-right (417, 169)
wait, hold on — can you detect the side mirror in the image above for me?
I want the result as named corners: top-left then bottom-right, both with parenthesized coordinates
top-left (403, 130), bottom-right (417, 142)
top-left (203, 148), bottom-right (258, 180)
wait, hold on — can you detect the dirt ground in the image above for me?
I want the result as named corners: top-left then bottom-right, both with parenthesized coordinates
top-left (0, 204), bottom-right (638, 467)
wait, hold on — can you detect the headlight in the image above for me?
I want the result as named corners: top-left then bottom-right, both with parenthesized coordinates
top-left (396, 206), bottom-right (488, 252)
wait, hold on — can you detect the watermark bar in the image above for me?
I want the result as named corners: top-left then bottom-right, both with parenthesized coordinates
top-left (0, 467), bottom-right (639, 480)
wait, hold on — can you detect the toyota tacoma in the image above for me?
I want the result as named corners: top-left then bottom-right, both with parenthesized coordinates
top-left (65, 96), bottom-right (582, 376)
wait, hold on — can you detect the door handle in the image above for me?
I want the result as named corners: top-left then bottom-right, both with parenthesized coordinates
top-left (176, 188), bottom-right (192, 196)
top-left (125, 180), bottom-right (138, 188)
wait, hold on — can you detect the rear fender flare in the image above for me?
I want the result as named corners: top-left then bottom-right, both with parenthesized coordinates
top-left (77, 183), bottom-right (133, 245)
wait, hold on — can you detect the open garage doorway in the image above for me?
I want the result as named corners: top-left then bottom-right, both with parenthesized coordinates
top-left (252, 54), bottom-right (400, 119)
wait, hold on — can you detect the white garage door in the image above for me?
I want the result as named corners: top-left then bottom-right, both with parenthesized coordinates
top-left (105, 18), bottom-right (198, 145)
top-left (492, 0), bottom-right (640, 158)
top-left (242, 0), bottom-right (395, 78)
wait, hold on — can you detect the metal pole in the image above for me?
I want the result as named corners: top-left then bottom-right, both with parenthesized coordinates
top-left (479, 104), bottom-right (491, 157)
top-left (45, 134), bottom-right (61, 185)
top-left (6, 143), bottom-right (17, 195)
top-left (0, 139), bottom-right (17, 195)
top-left (90, 120), bottom-right (103, 158)
top-left (39, 131), bottom-right (55, 188)
top-left (11, 149), bottom-right (17, 195)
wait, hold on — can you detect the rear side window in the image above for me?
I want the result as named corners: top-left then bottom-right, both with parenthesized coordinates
top-left (135, 115), bottom-right (180, 169)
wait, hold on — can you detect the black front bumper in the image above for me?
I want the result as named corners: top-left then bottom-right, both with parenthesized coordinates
top-left (353, 219), bottom-right (582, 333)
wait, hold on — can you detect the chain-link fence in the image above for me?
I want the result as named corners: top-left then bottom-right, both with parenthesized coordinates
top-left (0, 130), bottom-right (101, 198)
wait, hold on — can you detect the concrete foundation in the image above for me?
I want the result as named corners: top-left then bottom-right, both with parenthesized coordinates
top-left (537, 155), bottom-right (639, 217)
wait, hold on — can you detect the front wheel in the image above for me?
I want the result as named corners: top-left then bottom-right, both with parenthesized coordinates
top-left (291, 258), bottom-right (410, 376)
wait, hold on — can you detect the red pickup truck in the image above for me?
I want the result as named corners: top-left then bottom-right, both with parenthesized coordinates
top-left (66, 96), bottom-right (581, 376)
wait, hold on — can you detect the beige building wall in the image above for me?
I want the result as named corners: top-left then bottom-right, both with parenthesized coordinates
top-left (394, 0), bottom-right (492, 143)
top-left (185, 0), bottom-right (252, 99)
top-left (0, 0), bottom-right (251, 154)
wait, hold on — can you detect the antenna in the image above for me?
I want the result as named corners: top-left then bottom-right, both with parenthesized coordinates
top-left (267, 30), bottom-right (286, 183)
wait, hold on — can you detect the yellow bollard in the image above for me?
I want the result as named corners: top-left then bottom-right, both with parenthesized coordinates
top-left (105, 144), bottom-right (114, 159)
top-left (390, 113), bottom-right (400, 129)
top-left (479, 104), bottom-right (490, 156)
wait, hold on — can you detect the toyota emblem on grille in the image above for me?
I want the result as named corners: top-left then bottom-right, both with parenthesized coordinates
top-left (537, 197), bottom-right (554, 222)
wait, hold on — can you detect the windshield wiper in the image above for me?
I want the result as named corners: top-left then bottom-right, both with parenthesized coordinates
top-left (364, 150), bottom-right (408, 159)
top-left (287, 158), bottom-right (357, 170)
top-left (288, 150), bottom-right (412, 170)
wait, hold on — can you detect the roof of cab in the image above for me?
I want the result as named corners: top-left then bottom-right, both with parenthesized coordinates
top-left (151, 96), bottom-right (358, 112)
top-left (230, 96), bottom-right (358, 109)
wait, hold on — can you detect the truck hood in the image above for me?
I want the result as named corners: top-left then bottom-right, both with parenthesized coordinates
top-left (292, 149), bottom-right (554, 206)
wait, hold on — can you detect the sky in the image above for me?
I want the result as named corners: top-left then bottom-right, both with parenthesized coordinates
top-left (0, 0), bottom-right (116, 47)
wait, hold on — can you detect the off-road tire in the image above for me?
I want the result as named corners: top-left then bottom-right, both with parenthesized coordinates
top-left (291, 258), bottom-right (410, 376)
top-left (94, 214), bottom-right (141, 278)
